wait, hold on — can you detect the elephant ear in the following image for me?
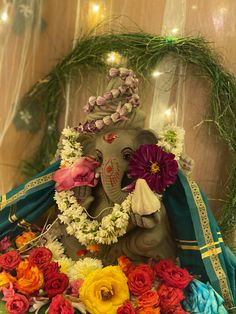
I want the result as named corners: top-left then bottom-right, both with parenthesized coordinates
top-left (135, 129), bottom-right (158, 146)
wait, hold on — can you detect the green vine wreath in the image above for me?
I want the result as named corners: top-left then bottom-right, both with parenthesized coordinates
top-left (13, 32), bottom-right (236, 245)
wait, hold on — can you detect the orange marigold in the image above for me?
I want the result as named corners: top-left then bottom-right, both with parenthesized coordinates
top-left (118, 256), bottom-right (135, 276)
top-left (138, 307), bottom-right (161, 314)
top-left (16, 260), bottom-right (44, 295)
top-left (15, 231), bottom-right (36, 250)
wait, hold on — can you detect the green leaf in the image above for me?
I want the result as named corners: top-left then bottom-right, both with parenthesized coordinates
top-left (0, 301), bottom-right (7, 314)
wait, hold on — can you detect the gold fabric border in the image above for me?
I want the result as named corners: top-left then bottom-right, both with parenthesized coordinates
top-left (188, 178), bottom-right (233, 307)
top-left (0, 173), bottom-right (54, 210)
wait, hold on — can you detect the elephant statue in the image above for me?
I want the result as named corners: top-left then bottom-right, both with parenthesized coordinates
top-left (57, 69), bottom-right (177, 264)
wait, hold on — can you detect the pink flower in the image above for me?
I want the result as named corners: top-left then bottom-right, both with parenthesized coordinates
top-left (53, 157), bottom-right (100, 192)
top-left (96, 96), bottom-right (106, 106)
top-left (5, 293), bottom-right (29, 314)
top-left (49, 294), bottom-right (74, 314)
top-left (0, 236), bottom-right (11, 252)
top-left (88, 96), bottom-right (97, 106)
top-left (109, 68), bottom-right (120, 77)
top-left (103, 91), bottom-right (113, 100)
top-left (95, 120), bottom-right (104, 130)
top-left (67, 279), bottom-right (84, 296)
top-left (2, 283), bottom-right (15, 301)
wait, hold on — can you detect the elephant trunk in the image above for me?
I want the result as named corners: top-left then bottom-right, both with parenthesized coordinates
top-left (101, 159), bottom-right (128, 204)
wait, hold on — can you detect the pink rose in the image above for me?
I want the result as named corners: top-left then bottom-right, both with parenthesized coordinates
top-left (53, 157), bottom-right (100, 192)
top-left (67, 279), bottom-right (84, 296)
top-left (5, 293), bottom-right (29, 314)
top-left (0, 251), bottom-right (21, 271)
top-left (117, 300), bottom-right (136, 314)
top-left (0, 236), bottom-right (11, 252)
top-left (49, 294), bottom-right (74, 314)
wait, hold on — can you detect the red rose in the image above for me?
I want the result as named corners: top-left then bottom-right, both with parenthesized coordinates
top-left (0, 250), bottom-right (21, 271)
top-left (28, 247), bottom-right (52, 269)
top-left (128, 267), bottom-right (152, 296)
top-left (45, 272), bottom-right (69, 298)
top-left (49, 294), bottom-right (74, 314)
top-left (166, 306), bottom-right (189, 314)
top-left (117, 300), bottom-right (136, 314)
top-left (41, 262), bottom-right (59, 280)
top-left (5, 293), bottom-right (29, 314)
top-left (161, 266), bottom-right (192, 289)
top-left (136, 264), bottom-right (154, 282)
top-left (157, 284), bottom-right (184, 314)
top-left (154, 259), bottom-right (176, 279)
top-left (137, 290), bottom-right (160, 309)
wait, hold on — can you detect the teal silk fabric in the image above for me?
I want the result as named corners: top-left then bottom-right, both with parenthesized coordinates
top-left (0, 163), bottom-right (235, 307)
top-left (0, 160), bottom-right (60, 239)
top-left (163, 170), bottom-right (236, 308)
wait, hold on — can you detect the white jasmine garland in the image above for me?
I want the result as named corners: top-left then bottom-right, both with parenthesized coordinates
top-left (55, 190), bottom-right (132, 246)
top-left (157, 124), bottom-right (185, 160)
top-left (60, 127), bottom-right (82, 166)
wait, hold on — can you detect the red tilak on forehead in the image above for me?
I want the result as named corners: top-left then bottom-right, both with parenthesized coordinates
top-left (103, 133), bottom-right (118, 144)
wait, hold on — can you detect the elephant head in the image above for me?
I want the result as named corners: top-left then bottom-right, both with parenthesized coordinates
top-left (95, 129), bottom-right (157, 205)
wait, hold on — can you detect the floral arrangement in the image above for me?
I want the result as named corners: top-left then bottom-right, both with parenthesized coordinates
top-left (0, 233), bottom-right (228, 314)
top-left (53, 123), bottom-right (184, 249)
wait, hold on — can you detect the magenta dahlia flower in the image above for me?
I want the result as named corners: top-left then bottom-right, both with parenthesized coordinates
top-left (128, 144), bottom-right (178, 194)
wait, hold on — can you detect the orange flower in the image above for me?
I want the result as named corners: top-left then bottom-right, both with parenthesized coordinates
top-left (137, 290), bottom-right (159, 309)
top-left (15, 231), bottom-right (36, 250)
top-left (138, 307), bottom-right (161, 314)
top-left (86, 244), bottom-right (100, 254)
top-left (0, 272), bottom-right (15, 289)
top-left (16, 260), bottom-right (44, 295)
top-left (118, 256), bottom-right (135, 276)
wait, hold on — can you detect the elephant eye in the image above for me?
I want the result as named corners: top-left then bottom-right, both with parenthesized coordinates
top-left (96, 149), bottom-right (103, 164)
top-left (122, 148), bottom-right (133, 161)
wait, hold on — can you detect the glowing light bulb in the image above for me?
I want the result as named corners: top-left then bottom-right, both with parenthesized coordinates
top-left (152, 70), bottom-right (162, 77)
top-left (171, 28), bottom-right (178, 34)
top-left (106, 52), bottom-right (122, 65)
top-left (91, 3), bottom-right (100, 13)
top-left (1, 11), bottom-right (8, 22)
top-left (191, 5), bottom-right (198, 10)
top-left (164, 108), bottom-right (172, 117)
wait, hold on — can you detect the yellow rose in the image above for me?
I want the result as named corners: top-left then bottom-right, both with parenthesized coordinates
top-left (80, 266), bottom-right (129, 314)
